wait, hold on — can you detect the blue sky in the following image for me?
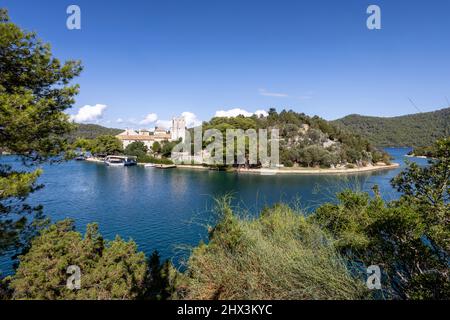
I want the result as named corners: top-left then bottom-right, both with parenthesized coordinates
top-left (3, 0), bottom-right (450, 128)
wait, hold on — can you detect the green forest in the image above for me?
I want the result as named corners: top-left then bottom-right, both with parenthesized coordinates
top-left (200, 109), bottom-right (390, 168)
top-left (67, 123), bottom-right (122, 142)
top-left (334, 108), bottom-right (450, 147)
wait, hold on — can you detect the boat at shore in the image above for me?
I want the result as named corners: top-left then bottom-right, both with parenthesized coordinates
top-left (154, 164), bottom-right (177, 169)
top-left (104, 155), bottom-right (137, 167)
top-left (74, 155), bottom-right (86, 161)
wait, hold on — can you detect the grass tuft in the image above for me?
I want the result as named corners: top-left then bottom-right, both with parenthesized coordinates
top-left (181, 197), bottom-right (369, 300)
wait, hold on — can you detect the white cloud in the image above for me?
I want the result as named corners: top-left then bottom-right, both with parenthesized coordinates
top-left (155, 120), bottom-right (171, 129)
top-left (215, 108), bottom-right (253, 117)
top-left (139, 113), bottom-right (158, 125)
top-left (215, 108), bottom-right (268, 118)
top-left (258, 88), bottom-right (288, 98)
top-left (70, 104), bottom-right (107, 123)
top-left (116, 118), bottom-right (124, 123)
top-left (181, 111), bottom-right (202, 128)
top-left (153, 112), bottom-right (202, 130)
top-left (127, 118), bottom-right (139, 124)
top-left (254, 110), bottom-right (269, 117)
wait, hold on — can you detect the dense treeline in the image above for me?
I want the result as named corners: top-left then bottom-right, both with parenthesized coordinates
top-left (123, 140), bottom-right (176, 164)
top-left (333, 108), bottom-right (450, 147)
top-left (66, 124), bottom-right (123, 142)
top-left (407, 138), bottom-right (450, 158)
top-left (71, 136), bottom-right (175, 164)
top-left (72, 135), bottom-right (123, 155)
top-left (409, 146), bottom-right (435, 158)
top-left (201, 108), bottom-right (390, 168)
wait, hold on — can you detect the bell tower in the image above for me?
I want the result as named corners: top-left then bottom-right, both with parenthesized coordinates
top-left (171, 117), bottom-right (186, 142)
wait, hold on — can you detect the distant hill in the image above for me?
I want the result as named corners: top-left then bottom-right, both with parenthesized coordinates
top-left (67, 123), bottom-right (123, 142)
top-left (333, 108), bottom-right (450, 147)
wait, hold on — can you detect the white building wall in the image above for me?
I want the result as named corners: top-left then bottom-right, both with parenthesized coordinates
top-left (171, 117), bottom-right (186, 142)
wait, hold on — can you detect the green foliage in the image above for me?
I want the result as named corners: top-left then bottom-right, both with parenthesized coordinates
top-left (409, 146), bottom-right (434, 157)
top-left (0, 169), bottom-right (42, 200)
top-left (312, 138), bottom-right (450, 299)
top-left (392, 138), bottom-right (450, 254)
top-left (138, 155), bottom-right (174, 165)
top-left (334, 108), bottom-right (450, 147)
top-left (66, 124), bottom-right (122, 142)
top-left (0, 10), bottom-right (81, 159)
top-left (298, 145), bottom-right (337, 167)
top-left (0, 275), bottom-right (11, 299)
top-left (8, 219), bottom-right (148, 300)
top-left (124, 141), bottom-right (148, 160)
top-left (151, 141), bottom-right (161, 154)
top-left (203, 116), bottom-right (259, 134)
top-left (180, 197), bottom-right (368, 300)
top-left (71, 138), bottom-right (93, 153)
top-left (201, 109), bottom-right (387, 168)
top-left (0, 9), bottom-right (81, 255)
top-left (0, 164), bottom-right (44, 251)
top-left (122, 141), bottom-right (173, 164)
top-left (408, 138), bottom-right (447, 158)
top-left (145, 250), bottom-right (180, 300)
top-left (89, 135), bottom-right (123, 155)
top-left (160, 140), bottom-right (180, 158)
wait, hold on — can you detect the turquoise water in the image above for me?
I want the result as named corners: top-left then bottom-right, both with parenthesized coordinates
top-left (0, 148), bottom-right (427, 275)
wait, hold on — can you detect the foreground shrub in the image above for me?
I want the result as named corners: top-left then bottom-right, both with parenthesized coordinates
top-left (180, 199), bottom-right (368, 300)
top-left (9, 220), bottom-right (147, 300)
top-left (312, 138), bottom-right (450, 299)
top-left (146, 250), bottom-right (182, 300)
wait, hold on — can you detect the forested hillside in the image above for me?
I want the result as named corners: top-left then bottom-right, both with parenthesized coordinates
top-left (67, 123), bottom-right (123, 142)
top-left (333, 108), bottom-right (450, 147)
top-left (201, 108), bottom-right (390, 168)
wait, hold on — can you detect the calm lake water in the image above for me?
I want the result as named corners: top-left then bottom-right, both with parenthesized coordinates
top-left (0, 148), bottom-right (427, 275)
